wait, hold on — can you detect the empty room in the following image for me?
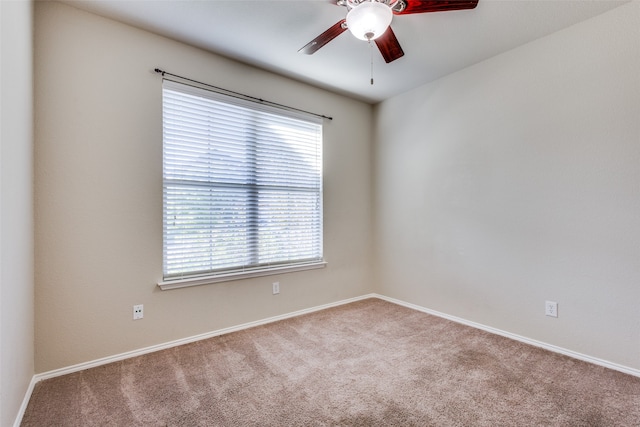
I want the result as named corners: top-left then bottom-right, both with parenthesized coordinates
top-left (1, 0), bottom-right (639, 425)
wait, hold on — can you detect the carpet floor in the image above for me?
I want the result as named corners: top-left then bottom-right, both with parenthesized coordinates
top-left (22, 298), bottom-right (640, 426)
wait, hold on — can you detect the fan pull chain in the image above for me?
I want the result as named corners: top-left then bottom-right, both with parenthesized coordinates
top-left (369, 40), bottom-right (374, 85)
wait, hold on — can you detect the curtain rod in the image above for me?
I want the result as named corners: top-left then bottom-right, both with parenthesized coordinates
top-left (154, 68), bottom-right (333, 121)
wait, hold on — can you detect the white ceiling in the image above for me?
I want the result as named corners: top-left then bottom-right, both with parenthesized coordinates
top-left (59, 0), bottom-right (628, 103)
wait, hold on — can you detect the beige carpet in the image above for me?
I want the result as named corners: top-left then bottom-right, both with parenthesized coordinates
top-left (22, 298), bottom-right (640, 426)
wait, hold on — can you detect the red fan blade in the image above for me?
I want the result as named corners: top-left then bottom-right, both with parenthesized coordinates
top-left (395, 0), bottom-right (479, 15)
top-left (375, 26), bottom-right (405, 63)
top-left (299, 19), bottom-right (347, 55)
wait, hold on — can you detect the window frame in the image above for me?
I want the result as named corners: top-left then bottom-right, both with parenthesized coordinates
top-left (158, 80), bottom-right (326, 290)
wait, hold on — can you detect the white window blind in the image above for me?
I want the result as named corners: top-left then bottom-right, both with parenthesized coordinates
top-left (162, 80), bottom-right (323, 283)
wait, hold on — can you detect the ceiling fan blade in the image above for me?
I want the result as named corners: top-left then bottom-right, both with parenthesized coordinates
top-left (375, 26), bottom-right (405, 63)
top-left (299, 19), bottom-right (347, 55)
top-left (395, 0), bottom-right (479, 15)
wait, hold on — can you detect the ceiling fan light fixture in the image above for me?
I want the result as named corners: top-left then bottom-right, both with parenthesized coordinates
top-left (346, 1), bottom-right (393, 41)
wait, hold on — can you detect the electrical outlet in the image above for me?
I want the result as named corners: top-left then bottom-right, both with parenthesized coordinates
top-left (133, 304), bottom-right (144, 320)
top-left (272, 282), bottom-right (280, 295)
top-left (545, 301), bottom-right (558, 318)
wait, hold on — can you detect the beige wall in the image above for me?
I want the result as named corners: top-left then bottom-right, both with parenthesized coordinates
top-left (1, 0), bottom-right (35, 425)
top-left (373, 2), bottom-right (640, 370)
top-left (34, 2), bottom-right (373, 373)
top-left (33, 0), bottom-right (638, 380)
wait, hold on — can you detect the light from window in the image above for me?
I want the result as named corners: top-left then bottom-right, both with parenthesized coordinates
top-left (162, 80), bottom-right (323, 282)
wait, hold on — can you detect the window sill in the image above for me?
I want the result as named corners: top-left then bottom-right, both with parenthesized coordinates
top-left (157, 261), bottom-right (327, 291)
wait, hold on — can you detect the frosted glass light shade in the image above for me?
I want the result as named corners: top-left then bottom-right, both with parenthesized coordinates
top-left (346, 1), bottom-right (393, 41)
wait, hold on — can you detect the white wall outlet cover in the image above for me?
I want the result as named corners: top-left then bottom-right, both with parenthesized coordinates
top-left (133, 304), bottom-right (144, 320)
top-left (545, 301), bottom-right (558, 317)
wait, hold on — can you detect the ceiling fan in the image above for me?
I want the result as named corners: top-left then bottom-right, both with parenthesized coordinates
top-left (299, 0), bottom-right (479, 63)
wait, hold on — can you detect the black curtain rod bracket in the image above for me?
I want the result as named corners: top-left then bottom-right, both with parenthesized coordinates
top-left (154, 68), bottom-right (332, 121)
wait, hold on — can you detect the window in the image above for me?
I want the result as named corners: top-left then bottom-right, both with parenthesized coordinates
top-left (160, 80), bottom-right (324, 289)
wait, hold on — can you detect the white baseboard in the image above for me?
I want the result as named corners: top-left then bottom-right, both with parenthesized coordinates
top-left (13, 375), bottom-right (37, 427)
top-left (33, 293), bottom-right (377, 383)
top-left (373, 293), bottom-right (640, 378)
top-left (17, 291), bottom-right (639, 425)
top-left (14, 293), bottom-right (375, 426)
